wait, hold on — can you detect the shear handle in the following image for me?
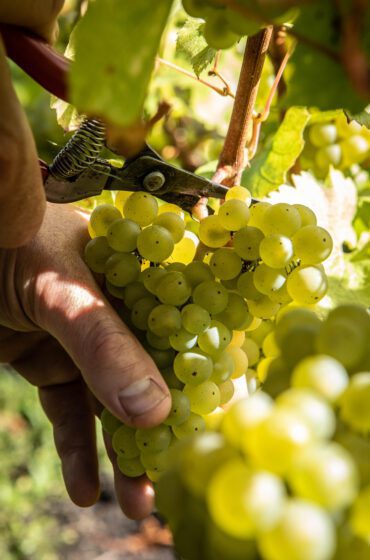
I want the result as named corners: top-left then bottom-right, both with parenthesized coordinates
top-left (0, 23), bottom-right (69, 101)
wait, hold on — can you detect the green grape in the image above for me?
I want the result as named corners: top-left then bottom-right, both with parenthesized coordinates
top-left (155, 271), bottom-right (191, 306)
top-left (203, 11), bottom-right (239, 50)
top-left (154, 212), bottom-right (185, 243)
top-left (169, 229), bottom-right (199, 264)
top-left (146, 330), bottom-right (171, 350)
top-left (164, 389), bottom-right (191, 426)
top-left (260, 203), bottom-right (302, 237)
top-left (207, 458), bottom-right (286, 539)
top-left (340, 372), bottom-right (370, 434)
top-left (140, 266), bottom-right (167, 294)
top-left (210, 351), bottom-right (234, 384)
top-left (218, 378), bottom-right (235, 405)
top-left (261, 358), bottom-right (291, 399)
top-left (225, 7), bottom-right (262, 36)
top-left (198, 320), bottom-right (231, 355)
top-left (221, 276), bottom-right (239, 290)
top-left (292, 225), bottom-right (333, 265)
top-left (247, 296), bottom-right (280, 319)
top-left (100, 408), bottom-right (122, 435)
top-left (286, 265), bottom-right (328, 304)
top-left (237, 270), bottom-right (261, 299)
top-left (181, 303), bottom-right (211, 334)
top-left (148, 304), bottom-right (182, 337)
top-left (335, 422), bottom-right (370, 486)
top-left (106, 218), bottom-right (141, 252)
top-left (256, 356), bottom-right (275, 383)
top-left (227, 346), bottom-right (249, 378)
top-left (229, 330), bottom-right (245, 348)
top-left (112, 425), bottom-right (140, 459)
top-left (315, 144), bottom-right (342, 171)
top-left (105, 252), bottom-right (141, 287)
top-left (259, 234), bottom-right (294, 268)
top-left (308, 123), bottom-right (338, 147)
top-left (350, 485), bottom-right (370, 541)
top-left (253, 264), bottom-right (286, 295)
top-left (123, 281), bottom-right (150, 309)
top-left (172, 412), bottom-right (206, 439)
top-left (221, 392), bottom-right (273, 449)
top-left (276, 388), bottom-right (336, 440)
top-left (209, 248), bottom-right (242, 280)
top-left (248, 201), bottom-right (271, 229)
top-left (341, 135), bottom-right (369, 164)
top-left (205, 520), bottom-right (258, 560)
top-left (262, 331), bottom-right (279, 358)
top-left (158, 202), bottom-right (185, 217)
top-left (192, 280), bottom-right (229, 314)
top-left (146, 345), bottom-right (175, 369)
top-left (184, 261), bottom-right (214, 287)
top-left (242, 337), bottom-right (260, 367)
top-left (137, 225), bottom-right (174, 263)
top-left (166, 261), bottom-right (187, 272)
top-left (233, 226), bottom-right (264, 260)
top-left (135, 425), bottom-right (172, 452)
top-left (182, 0), bottom-right (212, 18)
top-left (249, 319), bottom-right (273, 345)
top-left (123, 191), bottom-right (158, 226)
top-left (258, 499), bottom-right (336, 560)
top-left (214, 292), bottom-right (252, 331)
top-left (268, 283), bottom-right (292, 305)
top-left (293, 204), bottom-right (317, 227)
top-left (174, 349), bottom-right (213, 385)
top-left (218, 199), bottom-right (250, 231)
top-left (161, 366), bottom-right (184, 390)
top-left (117, 456), bottom-right (146, 477)
top-left (288, 443), bottom-right (359, 511)
top-left (105, 280), bottom-right (125, 299)
top-left (131, 296), bottom-right (158, 330)
top-left (90, 204), bottom-right (122, 236)
top-left (247, 408), bottom-right (314, 475)
top-left (199, 215), bottom-right (230, 248)
top-left (184, 381), bottom-right (221, 415)
top-left (84, 236), bottom-right (114, 273)
top-left (140, 448), bottom-right (170, 472)
top-left (292, 354), bottom-right (349, 403)
top-left (316, 315), bottom-right (368, 370)
top-left (275, 307), bottom-right (321, 346)
top-left (225, 185), bottom-right (252, 205)
top-left (169, 328), bottom-right (198, 352)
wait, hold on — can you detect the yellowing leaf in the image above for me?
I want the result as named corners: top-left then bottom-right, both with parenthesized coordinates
top-left (70, 0), bottom-right (173, 126)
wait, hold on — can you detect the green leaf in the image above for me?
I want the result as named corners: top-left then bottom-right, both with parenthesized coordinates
top-left (69, 0), bottom-right (173, 127)
top-left (284, 1), bottom-right (367, 113)
top-left (346, 106), bottom-right (370, 129)
top-left (353, 196), bottom-right (370, 236)
top-left (195, 159), bottom-right (218, 180)
top-left (242, 107), bottom-right (310, 197)
top-left (176, 19), bottom-right (216, 76)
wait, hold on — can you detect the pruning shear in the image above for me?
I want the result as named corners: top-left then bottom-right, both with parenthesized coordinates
top-left (0, 24), bottom-right (227, 209)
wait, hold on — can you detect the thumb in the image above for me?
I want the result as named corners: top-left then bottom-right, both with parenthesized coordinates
top-left (23, 206), bottom-right (171, 428)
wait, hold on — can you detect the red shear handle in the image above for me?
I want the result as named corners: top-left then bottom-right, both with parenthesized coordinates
top-left (0, 23), bottom-right (70, 102)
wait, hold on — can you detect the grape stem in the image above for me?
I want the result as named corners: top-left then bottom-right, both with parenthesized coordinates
top-left (213, 27), bottom-right (273, 187)
top-left (156, 57), bottom-right (235, 99)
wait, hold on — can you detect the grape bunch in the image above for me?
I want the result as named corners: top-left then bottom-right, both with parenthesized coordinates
top-left (85, 185), bottom-right (333, 485)
top-left (300, 114), bottom-right (370, 178)
top-left (155, 303), bottom-right (370, 560)
top-left (181, 0), bottom-right (297, 50)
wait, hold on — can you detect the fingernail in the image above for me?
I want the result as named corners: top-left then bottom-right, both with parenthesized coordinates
top-left (118, 378), bottom-right (168, 418)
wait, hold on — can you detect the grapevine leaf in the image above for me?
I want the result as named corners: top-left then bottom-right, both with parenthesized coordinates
top-left (353, 196), bottom-right (370, 236)
top-left (346, 106), bottom-right (370, 129)
top-left (69, 0), bottom-right (173, 127)
top-left (308, 109), bottom-right (344, 125)
top-left (283, 1), bottom-right (367, 113)
top-left (242, 107), bottom-right (310, 197)
top-left (195, 159), bottom-right (218, 180)
top-left (176, 19), bottom-right (216, 76)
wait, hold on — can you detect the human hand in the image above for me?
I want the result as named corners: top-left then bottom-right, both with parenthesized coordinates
top-left (0, 203), bottom-right (171, 519)
top-left (0, 1), bottom-right (64, 248)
